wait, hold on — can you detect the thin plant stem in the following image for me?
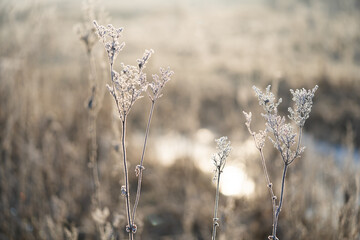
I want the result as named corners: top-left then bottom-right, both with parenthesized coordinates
top-left (212, 167), bottom-right (221, 240)
top-left (121, 118), bottom-right (133, 240)
top-left (259, 148), bottom-right (274, 196)
top-left (249, 129), bottom-right (278, 239)
top-left (89, 114), bottom-right (101, 208)
top-left (87, 51), bottom-right (98, 90)
top-left (86, 49), bottom-right (105, 239)
top-left (86, 50), bottom-right (102, 208)
top-left (258, 149), bottom-right (277, 235)
top-left (132, 100), bottom-right (156, 225)
top-left (296, 127), bottom-right (303, 154)
top-left (272, 163), bottom-right (288, 239)
top-left (289, 127), bottom-right (303, 165)
top-left (271, 127), bottom-right (302, 239)
top-left (271, 126), bottom-right (303, 239)
top-left (109, 62), bottom-right (134, 240)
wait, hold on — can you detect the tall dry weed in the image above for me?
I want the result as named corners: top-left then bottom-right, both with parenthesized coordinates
top-left (93, 20), bottom-right (173, 240)
top-left (244, 85), bottom-right (318, 240)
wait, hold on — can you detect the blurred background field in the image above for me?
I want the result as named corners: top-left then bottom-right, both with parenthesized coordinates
top-left (0, 0), bottom-right (360, 239)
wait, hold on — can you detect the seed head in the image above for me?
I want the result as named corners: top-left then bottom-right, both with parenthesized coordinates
top-left (93, 20), bottom-right (125, 65)
top-left (149, 67), bottom-right (174, 101)
top-left (288, 85), bottom-right (318, 127)
top-left (212, 136), bottom-right (231, 178)
top-left (253, 85), bottom-right (282, 114)
top-left (106, 51), bottom-right (152, 121)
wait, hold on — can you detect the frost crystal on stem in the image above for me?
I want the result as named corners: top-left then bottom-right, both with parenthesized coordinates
top-left (93, 20), bottom-right (125, 65)
top-left (149, 67), bottom-right (174, 101)
top-left (243, 111), bottom-right (267, 150)
top-left (212, 136), bottom-right (232, 177)
top-left (253, 85), bottom-right (282, 114)
top-left (106, 59), bottom-right (150, 121)
top-left (288, 85), bottom-right (318, 127)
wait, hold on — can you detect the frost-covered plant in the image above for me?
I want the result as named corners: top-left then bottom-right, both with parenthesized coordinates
top-left (288, 87), bottom-right (318, 128)
top-left (243, 85), bottom-right (318, 240)
top-left (94, 20), bottom-right (173, 240)
top-left (211, 136), bottom-right (231, 240)
top-left (93, 21), bottom-right (125, 66)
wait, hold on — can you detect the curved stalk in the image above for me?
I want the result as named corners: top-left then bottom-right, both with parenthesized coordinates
top-left (132, 100), bottom-right (155, 225)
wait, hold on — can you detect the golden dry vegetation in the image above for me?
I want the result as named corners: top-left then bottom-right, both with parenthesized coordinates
top-left (0, 0), bottom-right (359, 239)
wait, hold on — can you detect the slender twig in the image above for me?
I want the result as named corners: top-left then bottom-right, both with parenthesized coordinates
top-left (212, 167), bottom-right (221, 240)
top-left (121, 118), bottom-right (133, 240)
top-left (87, 50), bottom-right (102, 209)
top-left (210, 137), bottom-right (231, 240)
top-left (87, 51), bottom-right (98, 90)
top-left (250, 130), bottom-right (277, 239)
top-left (270, 126), bottom-right (303, 239)
top-left (89, 114), bottom-right (101, 207)
top-left (259, 149), bottom-right (277, 235)
top-left (257, 140), bottom-right (273, 192)
top-left (132, 100), bottom-right (155, 225)
top-left (109, 61), bottom-right (133, 239)
top-left (289, 127), bottom-right (303, 165)
top-left (272, 163), bottom-right (288, 239)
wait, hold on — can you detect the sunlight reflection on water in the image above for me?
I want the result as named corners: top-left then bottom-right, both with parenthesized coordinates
top-left (221, 165), bottom-right (255, 197)
top-left (154, 129), bottom-right (257, 197)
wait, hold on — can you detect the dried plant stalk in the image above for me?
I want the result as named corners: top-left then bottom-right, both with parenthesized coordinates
top-left (211, 137), bottom-right (231, 240)
top-left (94, 20), bottom-right (173, 239)
top-left (132, 67), bottom-right (173, 225)
top-left (243, 85), bottom-right (318, 240)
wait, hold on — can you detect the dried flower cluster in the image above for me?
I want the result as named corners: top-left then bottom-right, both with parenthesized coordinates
top-left (288, 86), bottom-right (319, 127)
top-left (149, 67), bottom-right (174, 101)
top-left (93, 20), bottom-right (125, 65)
top-left (94, 21), bottom-right (174, 122)
top-left (253, 85), bottom-right (282, 114)
top-left (244, 85), bottom-right (318, 240)
top-left (212, 136), bottom-right (232, 178)
top-left (107, 60), bottom-right (150, 121)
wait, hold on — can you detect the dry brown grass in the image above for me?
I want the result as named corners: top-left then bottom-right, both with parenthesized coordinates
top-left (0, 0), bottom-right (359, 239)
